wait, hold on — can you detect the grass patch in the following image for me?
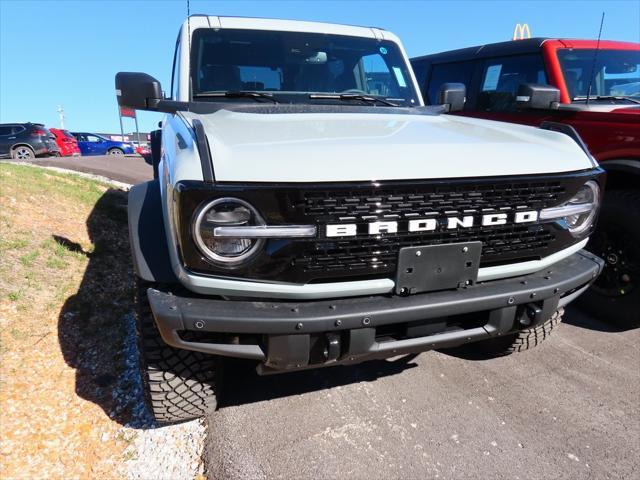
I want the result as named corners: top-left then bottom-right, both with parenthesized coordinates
top-left (8, 291), bottom-right (22, 302)
top-left (19, 250), bottom-right (39, 267)
top-left (0, 162), bottom-right (131, 333)
top-left (46, 256), bottom-right (68, 270)
top-left (1, 162), bottom-right (141, 432)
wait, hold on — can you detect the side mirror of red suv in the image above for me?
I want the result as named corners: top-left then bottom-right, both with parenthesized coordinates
top-left (516, 83), bottom-right (560, 110)
top-left (437, 83), bottom-right (466, 112)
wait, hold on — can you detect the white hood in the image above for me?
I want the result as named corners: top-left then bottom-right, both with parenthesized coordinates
top-left (179, 109), bottom-right (593, 183)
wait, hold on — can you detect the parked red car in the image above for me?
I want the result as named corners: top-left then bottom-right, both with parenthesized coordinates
top-left (412, 38), bottom-right (640, 326)
top-left (134, 143), bottom-right (151, 156)
top-left (49, 128), bottom-right (81, 157)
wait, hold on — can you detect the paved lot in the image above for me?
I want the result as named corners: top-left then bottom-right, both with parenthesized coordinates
top-left (205, 309), bottom-right (639, 480)
top-left (31, 154), bottom-right (152, 185)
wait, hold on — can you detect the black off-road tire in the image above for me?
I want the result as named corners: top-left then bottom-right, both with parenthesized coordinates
top-left (472, 308), bottom-right (564, 356)
top-left (135, 278), bottom-right (220, 424)
top-left (578, 190), bottom-right (640, 328)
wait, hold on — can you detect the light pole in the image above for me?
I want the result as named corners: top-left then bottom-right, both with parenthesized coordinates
top-left (57, 105), bottom-right (65, 129)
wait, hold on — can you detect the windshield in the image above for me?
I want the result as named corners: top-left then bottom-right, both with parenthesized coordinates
top-left (190, 28), bottom-right (418, 106)
top-left (557, 48), bottom-right (640, 100)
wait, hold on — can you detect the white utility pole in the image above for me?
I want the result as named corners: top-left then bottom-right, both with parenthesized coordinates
top-left (57, 105), bottom-right (65, 129)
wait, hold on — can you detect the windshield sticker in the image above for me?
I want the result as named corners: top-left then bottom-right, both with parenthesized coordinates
top-left (392, 67), bottom-right (407, 87)
top-left (482, 64), bottom-right (502, 91)
top-left (379, 46), bottom-right (388, 55)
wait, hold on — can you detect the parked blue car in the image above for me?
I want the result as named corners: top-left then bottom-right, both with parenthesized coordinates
top-left (72, 132), bottom-right (134, 156)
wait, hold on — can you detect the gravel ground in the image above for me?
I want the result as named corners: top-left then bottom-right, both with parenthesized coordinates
top-left (116, 313), bottom-right (207, 480)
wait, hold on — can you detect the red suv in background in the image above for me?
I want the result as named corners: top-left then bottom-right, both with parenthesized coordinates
top-left (49, 128), bottom-right (81, 157)
top-left (412, 38), bottom-right (640, 326)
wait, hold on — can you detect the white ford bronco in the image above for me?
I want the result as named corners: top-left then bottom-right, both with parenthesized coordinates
top-left (116, 15), bottom-right (605, 423)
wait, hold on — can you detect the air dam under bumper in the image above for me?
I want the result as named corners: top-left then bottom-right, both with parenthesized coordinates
top-left (148, 250), bottom-right (603, 374)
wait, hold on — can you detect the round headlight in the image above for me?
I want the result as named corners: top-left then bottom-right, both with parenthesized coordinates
top-left (193, 197), bottom-right (265, 266)
top-left (565, 181), bottom-right (600, 236)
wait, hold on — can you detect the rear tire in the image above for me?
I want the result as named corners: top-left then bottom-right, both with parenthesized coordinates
top-left (472, 308), bottom-right (564, 356)
top-left (108, 147), bottom-right (124, 155)
top-left (578, 190), bottom-right (640, 328)
top-left (135, 278), bottom-right (220, 424)
top-left (11, 145), bottom-right (34, 160)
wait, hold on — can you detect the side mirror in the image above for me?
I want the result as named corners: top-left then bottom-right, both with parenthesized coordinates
top-left (516, 83), bottom-right (560, 110)
top-left (436, 83), bottom-right (466, 112)
top-left (115, 72), bottom-right (163, 111)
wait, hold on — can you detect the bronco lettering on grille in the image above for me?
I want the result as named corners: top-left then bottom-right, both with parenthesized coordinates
top-left (325, 210), bottom-right (539, 237)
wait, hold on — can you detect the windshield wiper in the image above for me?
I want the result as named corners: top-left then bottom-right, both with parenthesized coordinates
top-left (194, 91), bottom-right (279, 104)
top-left (309, 93), bottom-right (399, 107)
top-left (573, 95), bottom-right (640, 104)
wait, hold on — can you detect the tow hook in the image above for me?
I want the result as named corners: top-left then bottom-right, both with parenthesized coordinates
top-left (323, 333), bottom-right (341, 362)
top-left (520, 304), bottom-right (543, 327)
top-left (519, 296), bottom-right (560, 328)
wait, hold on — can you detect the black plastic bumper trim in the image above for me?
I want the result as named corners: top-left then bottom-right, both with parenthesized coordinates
top-left (147, 250), bottom-right (603, 363)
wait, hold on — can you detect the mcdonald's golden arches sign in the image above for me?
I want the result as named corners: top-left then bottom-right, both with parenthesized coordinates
top-left (513, 23), bottom-right (531, 40)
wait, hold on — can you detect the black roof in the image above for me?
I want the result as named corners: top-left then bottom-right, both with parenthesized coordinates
top-left (411, 38), bottom-right (550, 63)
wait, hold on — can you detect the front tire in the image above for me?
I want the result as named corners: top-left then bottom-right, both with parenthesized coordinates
top-left (471, 308), bottom-right (564, 356)
top-left (135, 279), bottom-right (220, 424)
top-left (108, 147), bottom-right (124, 155)
top-left (578, 190), bottom-right (640, 328)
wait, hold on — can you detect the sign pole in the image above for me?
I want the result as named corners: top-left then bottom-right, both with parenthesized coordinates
top-left (134, 112), bottom-right (140, 145)
top-left (118, 110), bottom-right (125, 141)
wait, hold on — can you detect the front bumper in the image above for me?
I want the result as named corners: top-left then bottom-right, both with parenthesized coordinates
top-left (148, 250), bottom-right (603, 373)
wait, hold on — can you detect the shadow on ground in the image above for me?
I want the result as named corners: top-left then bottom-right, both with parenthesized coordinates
top-left (57, 188), bottom-right (145, 427)
top-left (219, 354), bottom-right (419, 409)
top-left (562, 305), bottom-right (628, 332)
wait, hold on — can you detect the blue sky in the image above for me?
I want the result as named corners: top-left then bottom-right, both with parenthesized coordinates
top-left (1, 0), bottom-right (639, 133)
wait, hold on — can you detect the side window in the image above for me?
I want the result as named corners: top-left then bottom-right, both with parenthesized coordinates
top-left (86, 135), bottom-right (101, 142)
top-left (75, 134), bottom-right (86, 142)
top-left (0, 126), bottom-right (12, 136)
top-left (171, 37), bottom-right (181, 100)
top-left (426, 62), bottom-right (475, 105)
top-left (478, 54), bottom-right (547, 111)
top-left (11, 126), bottom-right (25, 135)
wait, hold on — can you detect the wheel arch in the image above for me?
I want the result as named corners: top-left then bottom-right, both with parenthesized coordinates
top-left (600, 159), bottom-right (640, 191)
top-left (128, 180), bottom-right (178, 283)
top-left (11, 143), bottom-right (35, 152)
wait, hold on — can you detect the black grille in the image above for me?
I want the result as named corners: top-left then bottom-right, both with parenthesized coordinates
top-left (296, 181), bottom-right (566, 276)
top-left (176, 170), bottom-right (603, 284)
top-left (301, 181), bottom-right (565, 219)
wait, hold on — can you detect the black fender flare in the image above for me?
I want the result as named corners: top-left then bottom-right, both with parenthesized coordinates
top-left (128, 180), bottom-right (178, 283)
top-left (600, 159), bottom-right (640, 176)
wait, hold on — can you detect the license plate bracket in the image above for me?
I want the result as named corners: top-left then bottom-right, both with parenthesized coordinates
top-left (395, 242), bottom-right (482, 295)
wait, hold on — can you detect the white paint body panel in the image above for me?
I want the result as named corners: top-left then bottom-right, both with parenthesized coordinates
top-left (177, 110), bottom-right (593, 183)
